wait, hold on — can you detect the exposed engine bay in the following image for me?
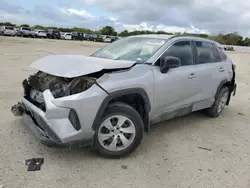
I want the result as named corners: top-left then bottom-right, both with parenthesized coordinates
top-left (22, 71), bottom-right (96, 111)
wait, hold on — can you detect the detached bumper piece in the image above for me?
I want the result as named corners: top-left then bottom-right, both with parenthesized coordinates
top-left (25, 158), bottom-right (44, 171)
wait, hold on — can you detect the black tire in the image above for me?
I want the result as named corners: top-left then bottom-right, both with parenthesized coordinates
top-left (93, 102), bottom-right (144, 158)
top-left (205, 86), bottom-right (229, 117)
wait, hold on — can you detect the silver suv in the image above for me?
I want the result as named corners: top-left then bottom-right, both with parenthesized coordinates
top-left (12, 35), bottom-right (237, 158)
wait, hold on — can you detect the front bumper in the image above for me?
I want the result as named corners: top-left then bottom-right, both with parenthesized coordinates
top-left (15, 84), bottom-right (108, 148)
top-left (22, 112), bottom-right (92, 148)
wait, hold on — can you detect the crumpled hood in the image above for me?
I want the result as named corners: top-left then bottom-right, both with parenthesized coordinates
top-left (30, 55), bottom-right (135, 78)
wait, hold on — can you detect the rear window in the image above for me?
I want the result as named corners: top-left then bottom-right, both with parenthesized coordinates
top-left (5, 26), bottom-right (14, 30)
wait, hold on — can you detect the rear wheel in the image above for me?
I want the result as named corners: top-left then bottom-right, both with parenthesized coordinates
top-left (93, 102), bottom-right (144, 158)
top-left (205, 86), bottom-right (229, 117)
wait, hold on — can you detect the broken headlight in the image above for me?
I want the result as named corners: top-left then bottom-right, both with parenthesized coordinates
top-left (68, 77), bottom-right (96, 95)
top-left (49, 82), bottom-right (70, 98)
top-left (30, 88), bottom-right (44, 103)
top-left (49, 77), bottom-right (96, 98)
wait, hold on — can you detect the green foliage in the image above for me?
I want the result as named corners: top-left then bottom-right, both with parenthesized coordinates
top-left (3, 22), bottom-right (250, 46)
top-left (99, 26), bottom-right (117, 36)
top-left (32, 25), bottom-right (46, 30)
top-left (20, 24), bottom-right (30, 28)
top-left (0, 22), bottom-right (16, 27)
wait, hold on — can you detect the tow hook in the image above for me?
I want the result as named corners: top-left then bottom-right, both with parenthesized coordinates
top-left (11, 102), bottom-right (25, 117)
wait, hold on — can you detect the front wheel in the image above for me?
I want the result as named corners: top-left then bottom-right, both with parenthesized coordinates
top-left (205, 86), bottom-right (229, 117)
top-left (93, 102), bottom-right (144, 158)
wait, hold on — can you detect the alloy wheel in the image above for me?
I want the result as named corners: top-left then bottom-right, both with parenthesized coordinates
top-left (98, 115), bottom-right (136, 152)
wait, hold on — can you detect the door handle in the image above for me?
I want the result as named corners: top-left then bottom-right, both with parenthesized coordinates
top-left (219, 67), bottom-right (225, 72)
top-left (188, 73), bottom-right (196, 79)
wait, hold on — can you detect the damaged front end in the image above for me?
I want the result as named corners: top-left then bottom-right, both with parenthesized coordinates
top-left (11, 70), bottom-right (110, 147)
top-left (11, 71), bottom-right (97, 115)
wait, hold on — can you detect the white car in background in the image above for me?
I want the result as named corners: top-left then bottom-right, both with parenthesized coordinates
top-left (61, 33), bottom-right (72, 40)
top-left (34, 30), bottom-right (47, 38)
top-left (0, 26), bottom-right (15, 36)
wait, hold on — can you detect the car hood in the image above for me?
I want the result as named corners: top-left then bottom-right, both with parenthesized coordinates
top-left (30, 55), bottom-right (135, 78)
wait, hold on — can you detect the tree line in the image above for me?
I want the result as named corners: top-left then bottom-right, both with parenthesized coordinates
top-left (1, 21), bottom-right (250, 46)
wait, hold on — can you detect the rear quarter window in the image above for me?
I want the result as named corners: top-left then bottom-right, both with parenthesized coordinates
top-left (195, 41), bottom-right (218, 64)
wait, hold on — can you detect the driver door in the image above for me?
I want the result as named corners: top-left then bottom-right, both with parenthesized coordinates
top-left (151, 40), bottom-right (203, 124)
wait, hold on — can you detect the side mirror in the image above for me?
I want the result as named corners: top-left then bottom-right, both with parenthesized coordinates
top-left (160, 56), bottom-right (181, 73)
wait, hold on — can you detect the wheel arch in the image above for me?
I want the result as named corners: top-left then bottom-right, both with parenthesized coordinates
top-left (215, 79), bottom-right (232, 105)
top-left (92, 88), bottom-right (151, 132)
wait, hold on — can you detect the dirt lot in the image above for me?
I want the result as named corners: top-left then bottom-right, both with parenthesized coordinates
top-left (0, 36), bottom-right (250, 188)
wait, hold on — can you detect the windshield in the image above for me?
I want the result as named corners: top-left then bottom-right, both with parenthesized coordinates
top-left (91, 37), bottom-right (166, 62)
top-left (22, 27), bottom-right (30, 31)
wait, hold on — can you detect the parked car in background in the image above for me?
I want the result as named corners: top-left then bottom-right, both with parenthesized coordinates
top-left (14, 28), bottom-right (19, 35)
top-left (89, 34), bottom-right (104, 42)
top-left (84, 34), bottom-right (91, 41)
top-left (34, 30), bottom-right (47, 38)
top-left (11, 35), bottom-right (237, 158)
top-left (59, 32), bottom-right (64, 39)
top-left (61, 33), bottom-right (72, 40)
top-left (0, 26), bottom-right (15, 36)
top-left (103, 36), bottom-right (112, 43)
top-left (72, 32), bottom-right (85, 41)
top-left (110, 36), bottom-right (119, 42)
top-left (16, 27), bottom-right (33, 37)
top-left (47, 29), bottom-right (61, 39)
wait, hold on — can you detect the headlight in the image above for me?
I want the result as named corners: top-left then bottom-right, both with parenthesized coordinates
top-left (68, 77), bottom-right (96, 95)
top-left (50, 77), bottom-right (96, 98)
top-left (50, 82), bottom-right (70, 98)
top-left (30, 88), bottom-right (44, 103)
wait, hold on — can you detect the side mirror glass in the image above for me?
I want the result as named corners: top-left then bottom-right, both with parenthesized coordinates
top-left (160, 56), bottom-right (181, 73)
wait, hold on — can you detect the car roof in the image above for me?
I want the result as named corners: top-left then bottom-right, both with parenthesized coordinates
top-left (130, 34), bottom-right (174, 40)
top-left (129, 34), bottom-right (221, 46)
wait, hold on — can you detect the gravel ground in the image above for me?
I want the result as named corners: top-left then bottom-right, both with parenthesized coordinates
top-left (0, 36), bottom-right (250, 188)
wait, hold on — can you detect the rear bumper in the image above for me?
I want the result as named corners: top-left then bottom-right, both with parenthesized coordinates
top-left (3, 31), bottom-right (15, 36)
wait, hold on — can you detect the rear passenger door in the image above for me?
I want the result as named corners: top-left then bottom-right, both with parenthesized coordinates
top-left (192, 40), bottom-right (229, 110)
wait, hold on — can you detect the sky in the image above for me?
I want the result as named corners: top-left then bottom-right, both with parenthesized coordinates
top-left (1, 0), bottom-right (250, 36)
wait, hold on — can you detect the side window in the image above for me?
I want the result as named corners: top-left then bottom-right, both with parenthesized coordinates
top-left (218, 47), bottom-right (227, 61)
top-left (213, 45), bottom-right (221, 62)
top-left (162, 41), bottom-right (193, 66)
top-left (195, 41), bottom-right (217, 64)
